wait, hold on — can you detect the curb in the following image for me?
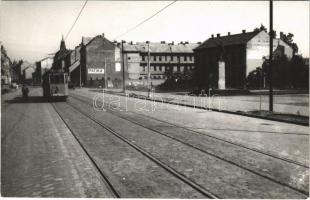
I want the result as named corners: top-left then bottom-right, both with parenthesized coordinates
top-left (90, 89), bottom-right (309, 127)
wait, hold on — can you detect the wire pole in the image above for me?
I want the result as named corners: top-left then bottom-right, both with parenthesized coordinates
top-left (269, 0), bottom-right (273, 112)
top-left (79, 63), bottom-right (82, 87)
top-left (104, 57), bottom-right (107, 90)
top-left (121, 40), bottom-right (126, 93)
top-left (147, 42), bottom-right (151, 98)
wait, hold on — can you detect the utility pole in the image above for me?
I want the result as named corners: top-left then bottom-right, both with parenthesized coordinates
top-left (79, 63), bottom-right (82, 88)
top-left (121, 40), bottom-right (126, 93)
top-left (104, 57), bottom-right (107, 90)
top-left (147, 42), bottom-right (151, 98)
top-left (269, 0), bottom-right (273, 112)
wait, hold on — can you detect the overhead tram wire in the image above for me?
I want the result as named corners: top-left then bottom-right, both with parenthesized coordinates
top-left (65, 0), bottom-right (88, 41)
top-left (46, 0), bottom-right (87, 56)
top-left (113, 0), bottom-right (177, 40)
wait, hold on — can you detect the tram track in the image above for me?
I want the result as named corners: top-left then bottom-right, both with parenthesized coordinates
top-left (51, 102), bottom-right (121, 198)
top-left (60, 101), bottom-right (218, 198)
top-left (68, 92), bottom-right (309, 195)
top-left (70, 92), bottom-right (308, 168)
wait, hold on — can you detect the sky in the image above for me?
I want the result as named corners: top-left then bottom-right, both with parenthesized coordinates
top-left (0, 1), bottom-right (309, 63)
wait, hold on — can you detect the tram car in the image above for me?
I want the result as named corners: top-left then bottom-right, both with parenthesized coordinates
top-left (42, 71), bottom-right (68, 100)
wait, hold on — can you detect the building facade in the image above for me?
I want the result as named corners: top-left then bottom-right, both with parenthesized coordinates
top-left (33, 56), bottom-right (53, 85)
top-left (69, 34), bottom-right (122, 88)
top-left (52, 36), bottom-right (72, 73)
top-left (123, 41), bottom-right (199, 86)
top-left (194, 28), bottom-right (293, 89)
top-left (23, 66), bottom-right (35, 84)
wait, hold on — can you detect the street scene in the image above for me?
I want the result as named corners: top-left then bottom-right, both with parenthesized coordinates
top-left (1, 1), bottom-right (309, 199)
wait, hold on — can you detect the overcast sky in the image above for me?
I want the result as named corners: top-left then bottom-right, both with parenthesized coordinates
top-left (0, 1), bottom-right (308, 63)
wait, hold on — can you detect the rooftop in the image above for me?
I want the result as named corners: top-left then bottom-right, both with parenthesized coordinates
top-left (123, 41), bottom-right (200, 53)
top-left (195, 30), bottom-right (263, 50)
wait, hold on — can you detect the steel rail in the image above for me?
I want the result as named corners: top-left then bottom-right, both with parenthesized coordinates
top-left (51, 102), bottom-right (121, 198)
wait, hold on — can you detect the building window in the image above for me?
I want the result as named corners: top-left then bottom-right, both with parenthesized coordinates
top-left (189, 56), bottom-right (193, 61)
top-left (142, 56), bottom-right (145, 61)
top-left (128, 57), bottom-right (131, 60)
top-left (154, 66), bottom-right (157, 71)
top-left (115, 63), bottom-right (121, 72)
top-left (154, 56), bottom-right (157, 61)
top-left (159, 66), bottom-right (162, 71)
top-left (159, 56), bottom-right (162, 61)
top-left (184, 56), bottom-right (187, 61)
top-left (171, 55), bottom-right (173, 61)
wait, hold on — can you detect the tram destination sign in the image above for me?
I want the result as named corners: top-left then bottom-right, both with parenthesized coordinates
top-left (88, 68), bottom-right (105, 74)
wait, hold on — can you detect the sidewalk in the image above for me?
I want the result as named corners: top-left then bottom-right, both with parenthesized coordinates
top-left (123, 90), bottom-right (308, 116)
top-left (83, 88), bottom-right (309, 125)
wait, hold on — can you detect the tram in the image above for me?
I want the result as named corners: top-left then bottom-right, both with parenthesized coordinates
top-left (42, 70), bottom-right (68, 100)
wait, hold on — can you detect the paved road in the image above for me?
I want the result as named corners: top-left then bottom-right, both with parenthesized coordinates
top-left (1, 87), bottom-right (309, 198)
top-left (1, 88), bottom-right (114, 197)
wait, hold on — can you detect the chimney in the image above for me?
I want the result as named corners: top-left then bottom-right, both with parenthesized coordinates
top-left (228, 32), bottom-right (231, 36)
top-left (171, 41), bottom-right (174, 45)
top-left (280, 32), bottom-right (284, 39)
top-left (211, 34), bottom-right (214, 38)
top-left (146, 41), bottom-right (149, 44)
top-left (161, 41), bottom-right (165, 44)
top-left (102, 33), bottom-right (105, 38)
top-left (185, 41), bottom-right (189, 44)
top-left (242, 30), bottom-right (246, 34)
top-left (130, 41), bottom-right (133, 45)
top-left (216, 33), bottom-right (220, 38)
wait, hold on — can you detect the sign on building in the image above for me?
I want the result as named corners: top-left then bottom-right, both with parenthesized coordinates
top-left (115, 63), bottom-right (121, 72)
top-left (88, 68), bottom-right (105, 74)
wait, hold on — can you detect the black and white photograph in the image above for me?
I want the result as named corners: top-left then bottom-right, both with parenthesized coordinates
top-left (0, 0), bottom-right (309, 198)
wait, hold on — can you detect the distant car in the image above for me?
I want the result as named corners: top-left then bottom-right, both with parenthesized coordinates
top-left (11, 83), bottom-right (19, 89)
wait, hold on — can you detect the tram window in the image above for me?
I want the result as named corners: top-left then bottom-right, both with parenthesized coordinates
top-left (50, 75), bottom-right (64, 84)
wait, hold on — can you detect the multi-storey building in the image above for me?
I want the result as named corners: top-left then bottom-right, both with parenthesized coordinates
top-left (22, 66), bottom-right (35, 84)
top-left (52, 36), bottom-right (72, 72)
top-left (33, 56), bottom-right (53, 85)
top-left (69, 34), bottom-right (122, 87)
top-left (194, 27), bottom-right (294, 89)
top-left (123, 41), bottom-right (200, 86)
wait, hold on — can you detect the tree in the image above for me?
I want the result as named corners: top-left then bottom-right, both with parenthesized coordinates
top-left (246, 67), bottom-right (264, 89)
top-left (290, 55), bottom-right (308, 89)
top-left (280, 33), bottom-right (298, 55)
top-left (254, 24), bottom-right (267, 32)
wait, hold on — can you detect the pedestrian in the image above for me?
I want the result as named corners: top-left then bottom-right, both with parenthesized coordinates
top-left (22, 84), bottom-right (29, 98)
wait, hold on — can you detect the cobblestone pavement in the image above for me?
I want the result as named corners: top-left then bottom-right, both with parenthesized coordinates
top-left (1, 89), bottom-right (114, 197)
top-left (69, 93), bottom-right (309, 193)
top-left (68, 90), bottom-right (308, 198)
top-left (1, 87), bottom-right (308, 198)
top-left (74, 88), bottom-right (309, 166)
top-left (53, 102), bottom-right (206, 198)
